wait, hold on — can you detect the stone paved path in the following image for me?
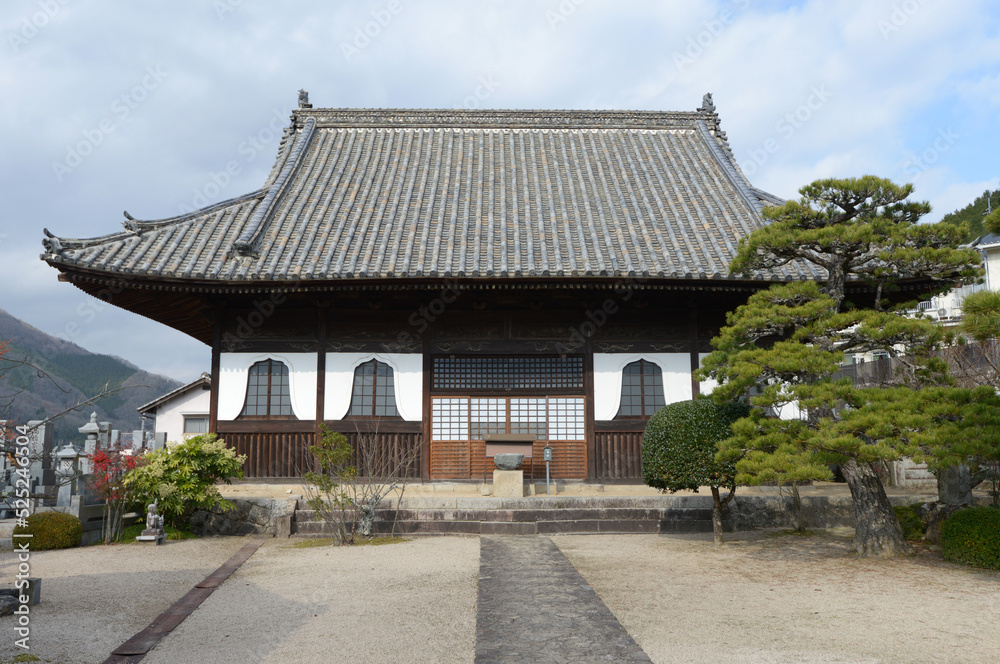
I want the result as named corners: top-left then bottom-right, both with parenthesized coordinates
top-left (476, 536), bottom-right (652, 663)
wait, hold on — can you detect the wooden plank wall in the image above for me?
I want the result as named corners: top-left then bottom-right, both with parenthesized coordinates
top-left (341, 431), bottom-right (422, 478)
top-left (225, 431), bottom-right (316, 478)
top-left (223, 430), bottom-right (422, 479)
top-left (594, 431), bottom-right (644, 479)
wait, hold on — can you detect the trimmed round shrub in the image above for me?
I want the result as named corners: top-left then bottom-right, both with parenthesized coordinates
top-left (12, 511), bottom-right (83, 551)
top-left (941, 506), bottom-right (1000, 570)
top-left (893, 504), bottom-right (926, 541)
top-left (642, 399), bottom-right (751, 492)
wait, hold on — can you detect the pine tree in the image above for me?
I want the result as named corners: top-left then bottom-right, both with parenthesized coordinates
top-left (700, 176), bottom-right (982, 557)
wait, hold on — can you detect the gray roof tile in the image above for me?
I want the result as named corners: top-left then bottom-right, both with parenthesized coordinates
top-left (41, 105), bottom-right (824, 283)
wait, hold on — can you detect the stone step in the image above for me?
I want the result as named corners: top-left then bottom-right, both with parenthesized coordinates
top-left (295, 518), bottom-right (712, 536)
top-left (293, 506), bottom-right (713, 524)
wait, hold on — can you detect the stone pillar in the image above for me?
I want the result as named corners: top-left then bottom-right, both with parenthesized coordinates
top-left (25, 420), bottom-right (54, 498)
top-left (493, 470), bottom-right (524, 498)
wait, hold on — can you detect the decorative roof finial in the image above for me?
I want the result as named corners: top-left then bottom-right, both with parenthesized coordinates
top-left (699, 92), bottom-right (716, 114)
top-left (298, 89), bottom-right (312, 109)
top-left (42, 228), bottom-right (64, 255)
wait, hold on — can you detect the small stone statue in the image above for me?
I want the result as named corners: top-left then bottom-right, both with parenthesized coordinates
top-left (137, 500), bottom-right (166, 545)
top-left (298, 89), bottom-right (312, 109)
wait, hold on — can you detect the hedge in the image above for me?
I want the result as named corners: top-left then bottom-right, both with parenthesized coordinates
top-left (941, 506), bottom-right (1000, 570)
top-left (12, 511), bottom-right (83, 551)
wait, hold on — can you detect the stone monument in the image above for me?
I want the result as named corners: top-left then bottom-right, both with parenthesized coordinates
top-left (54, 444), bottom-right (79, 508)
top-left (492, 453), bottom-right (525, 498)
top-left (136, 500), bottom-right (166, 545)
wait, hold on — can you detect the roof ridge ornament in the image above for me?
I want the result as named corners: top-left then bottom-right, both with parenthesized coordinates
top-left (42, 228), bottom-right (64, 255)
top-left (122, 210), bottom-right (141, 234)
top-left (298, 89), bottom-right (312, 109)
top-left (698, 92), bottom-right (716, 114)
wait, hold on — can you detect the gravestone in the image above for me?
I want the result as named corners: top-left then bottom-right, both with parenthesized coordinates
top-left (24, 420), bottom-right (55, 499)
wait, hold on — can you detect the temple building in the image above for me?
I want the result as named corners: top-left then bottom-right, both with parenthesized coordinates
top-left (41, 92), bottom-right (822, 481)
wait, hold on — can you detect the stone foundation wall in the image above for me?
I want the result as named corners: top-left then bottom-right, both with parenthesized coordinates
top-left (188, 497), bottom-right (297, 536)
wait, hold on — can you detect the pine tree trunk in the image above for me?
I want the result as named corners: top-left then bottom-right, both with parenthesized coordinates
top-left (791, 483), bottom-right (806, 533)
top-left (710, 486), bottom-right (724, 547)
top-left (840, 459), bottom-right (910, 557)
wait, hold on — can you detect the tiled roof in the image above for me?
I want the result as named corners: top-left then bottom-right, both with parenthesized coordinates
top-left (41, 97), bottom-right (823, 283)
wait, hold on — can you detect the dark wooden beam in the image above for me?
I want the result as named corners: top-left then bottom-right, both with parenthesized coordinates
top-left (421, 329), bottom-right (432, 480)
top-left (584, 337), bottom-right (596, 479)
top-left (209, 319), bottom-right (221, 434)
top-left (689, 305), bottom-right (700, 398)
top-left (315, 311), bottom-right (327, 452)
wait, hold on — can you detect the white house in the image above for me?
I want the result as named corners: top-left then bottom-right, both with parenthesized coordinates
top-left (137, 373), bottom-right (211, 445)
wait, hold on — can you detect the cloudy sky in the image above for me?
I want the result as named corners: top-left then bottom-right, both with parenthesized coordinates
top-left (1, 0), bottom-right (998, 383)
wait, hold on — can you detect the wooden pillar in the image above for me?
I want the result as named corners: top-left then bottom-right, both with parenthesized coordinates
top-left (209, 318), bottom-right (221, 434)
top-left (420, 331), bottom-right (432, 480)
top-left (584, 338), bottom-right (596, 480)
top-left (689, 305), bottom-right (700, 398)
top-left (315, 310), bottom-right (327, 456)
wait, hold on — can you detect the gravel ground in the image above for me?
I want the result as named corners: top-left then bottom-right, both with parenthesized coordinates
top-left (0, 535), bottom-right (249, 664)
top-left (3, 530), bottom-right (998, 664)
top-left (555, 530), bottom-right (1000, 664)
top-left (141, 535), bottom-right (479, 664)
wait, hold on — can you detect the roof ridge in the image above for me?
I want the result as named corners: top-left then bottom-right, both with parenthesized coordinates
top-left (233, 117), bottom-right (317, 256)
top-left (695, 120), bottom-right (762, 215)
top-left (291, 107), bottom-right (718, 130)
top-left (41, 189), bottom-right (266, 255)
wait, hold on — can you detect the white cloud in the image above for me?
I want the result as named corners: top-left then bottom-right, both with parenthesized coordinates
top-left (1, 0), bottom-right (998, 380)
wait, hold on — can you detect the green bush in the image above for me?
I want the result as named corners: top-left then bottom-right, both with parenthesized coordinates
top-left (941, 506), bottom-right (1000, 570)
top-left (123, 433), bottom-right (246, 527)
top-left (893, 504), bottom-right (926, 541)
top-left (642, 398), bottom-right (751, 492)
top-left (12, 511), bottom-right (83, 550)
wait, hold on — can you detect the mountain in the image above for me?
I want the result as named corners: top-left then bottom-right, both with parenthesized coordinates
top-left (0, 308), bottom-right (183, 444)
top-left (940, 188), bottom-right (1000, 243)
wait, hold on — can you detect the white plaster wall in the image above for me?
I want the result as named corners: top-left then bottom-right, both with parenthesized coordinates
top-left (986, 246), bottom-right (1000, 291)
top-left (593, 353), bottom-right (692, 420)
top-left (218, 353), bottom-right (317, 421)
top-left (325, 353), bottom-right (422, 421)
top-left (698, 352), bottom-right (718, 396)
top-left (153, 387), bottom-right (211, 444)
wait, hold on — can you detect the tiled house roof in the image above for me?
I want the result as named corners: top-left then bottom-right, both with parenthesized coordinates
top-left (41, 95), bottom-right (823, 283)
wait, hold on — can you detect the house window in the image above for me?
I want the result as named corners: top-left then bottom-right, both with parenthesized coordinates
top-left (348, 360), bottom-right (399, 417)
top-left (616, 359), bottom-right (665, 417)
top-left (240, 359), bottom-right (294, 417)
top-left (183, 415), bottom-right (208, 434)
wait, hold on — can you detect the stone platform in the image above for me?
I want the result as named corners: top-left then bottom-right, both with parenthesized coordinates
top-left (290, 485), bottom-right (945, 537)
